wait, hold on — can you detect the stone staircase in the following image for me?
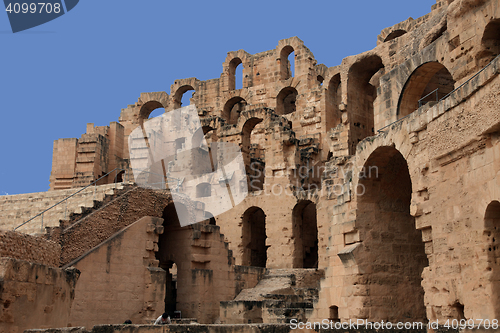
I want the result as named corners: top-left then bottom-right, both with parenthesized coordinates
top-left (220, 268), bottom-right (324, 324)
top-left (0, 183), bottom-right (128, 235)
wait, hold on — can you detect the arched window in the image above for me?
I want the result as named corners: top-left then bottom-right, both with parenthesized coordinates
top-left (148, 108), bottom-right (164, 118)
top-left (347, 55), bottom-right (384, 153)
top-left (477, 19), bottom-right (500, 67)
top-left (276, 87), bottom-right (298, 115)
top-left (173, 85), bottom-right (195, 109)
top-left (222, 97), bottom-right (247, 125)
top-left (356, 146), bottom-right (428, 322)
top-left (229, 58), bottom-right (243, 90)
top-left (329, 306), bottom-right (339, 322)
top-left (139, 101), bottom-right (165, 122)
top-left (326, 74), bottom-right (341, 129)
top-left (280, 45), bottom-right (295, 80)
top-left (196, 183), bottom-right (211, 198)
top-left (204, 211), bottom-right (216, 225)
top-left (241, 207), bottom-right (267, 267)
top-left (384, 29), bottom-right (407, 42)
top-left (397, 62), bottom-right (455, 118)
top-left (292, 200), bottom-right (318, 268)
top-left (241, 117), bottom-right (264, 192)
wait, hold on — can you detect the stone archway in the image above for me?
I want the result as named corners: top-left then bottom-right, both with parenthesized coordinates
top-left (241, 207), bottom-right (267, 267)
top-left (397, 61), bottom-right (455, 118)
top-left (292, 200), bottom-right (318, 268)
top-left (484, 201), bottom-right (500, 318)
top-left (156, 203), bottom-right (190, 317)
top-left (354, 146), bottom-right (428, 322)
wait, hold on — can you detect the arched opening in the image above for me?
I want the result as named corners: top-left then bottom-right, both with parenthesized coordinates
top-left (356, 146), bottom-right (428, 322)
top-left (229, 58), bottom-right (243, 90)
top-left (484, 201), bottom-right (500, 317)
top-left (139, 101), bottom-right (165, 122)
top-left (477, 19), bottom-right (500, 67)
top-left (205, 211), bottom-right (216, 225)
top-left (280, 45), bottom-right (295, 80)
top-left (241, 207), bottom-right (267, 267)
top-left (149, 108), bottom-right (165, 119)
top-left (156, 203), bottom-right (190, 317)
top-left (114, 170), bottom-right (125, 183)
top-left (196, 182), bottom-right (211, 198)
top-left (421, 21), bottom-right (447, 49)
top-left (384, 29), bottom-right (407, 42)
top-left (276, 87), bottom-right (298, 115)
top-left (329, 306), bottom-right (339, 322)
top-left (347, 55), bottom-right (384, 154)
top-left (192, 126), bottom-right (217, 173)
top-left (173, 85), bottom-right (195, 109)
top-left (292, 200), bottom-right (318, 268)
top-left (223, 97), bottom-right (247, 125)
top-left (326, 74), bottom-right (341, 129)
top-left (397, 62), bottom-right (455, 118)
top-left (317, 75), bottom-right (324, 85)
top-left (241, 117), bottom-right (264, 192)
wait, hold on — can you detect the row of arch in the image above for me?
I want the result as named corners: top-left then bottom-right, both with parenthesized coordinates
top-left (143, 18), bottom-right (500, 155)
top-left (146, 85), bottom-right (298, 125)
top-left (241, 200), bottom-right (318, 269)
top-left (154, 142), bottom-right (500, 321)
top-left (227, 45), bottom-right (297, 91)
top-left (154, 199), bottom-right (318, 318)
top-left (143, 57), bottom-right (457, 163)
top-left (343, 140), bottom-right (500, 322)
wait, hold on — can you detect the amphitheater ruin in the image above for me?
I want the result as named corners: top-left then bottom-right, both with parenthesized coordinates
top-left (1, 0), bottom-right (500, 332)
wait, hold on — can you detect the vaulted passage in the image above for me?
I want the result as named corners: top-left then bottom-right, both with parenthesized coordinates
top-left (326, 74), bottom-right (341, 130)
top-left (477, 19), bottom-right (500, 67)
top-left (484, 201), bottom-right (500, 318)
top-left (276, 87), bottom-right (298, 115)
top-left (398, 62), bottom-right (455, 118)
top-left (241, 118), bottom-right (264, 192)
top-left (292, 201), bottom-right (318, 268)
top-left (347, 55), bottom-right (384, 154)
top-left (156, 203), bottom-right (190, 317)
top-left (223, 97), bottom-right (247, 125)
top-left (356, 146), bottom-right (428, 322)
top-left (241, 207), bottom-right (267, 267)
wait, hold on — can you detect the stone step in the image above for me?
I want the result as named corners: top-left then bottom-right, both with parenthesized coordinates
top-left (0, 182), bottom-right (126, 234)
top-left (222, 268), bottom-right (324, 324)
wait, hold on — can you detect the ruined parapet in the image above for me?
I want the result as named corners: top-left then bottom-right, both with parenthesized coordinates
top-left (0, 257), bottom-right (80, 333)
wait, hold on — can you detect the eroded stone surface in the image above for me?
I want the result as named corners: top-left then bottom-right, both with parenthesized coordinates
top-left (2, 0), bottom-right (500, 331)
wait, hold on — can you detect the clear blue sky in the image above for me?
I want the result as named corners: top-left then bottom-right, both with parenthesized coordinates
top-left (0, 0), bottom-right (436, 195)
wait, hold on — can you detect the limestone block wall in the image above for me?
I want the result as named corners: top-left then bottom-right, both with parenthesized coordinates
top-left (0, 182), bottom-right (125, 235)
top-left (0, 257), bottom-right (79, 333)
top-left (50, 122), bottom-right (126, 190)
top-left (51, 0), bottom-right (500, 189)
top-left (0, 230), bottom-right (60, 266)
top-left (156, 214), bottom-right (265, 324)
top-left (66, 216), bottom-right (165, 328)
top-left (29, 0), bottom-right (500, 326)
top-left (312, 55), bottom-right (500, 323)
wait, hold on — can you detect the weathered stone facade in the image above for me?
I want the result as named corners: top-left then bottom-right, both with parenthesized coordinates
top-left (2, 0), bottom-right (500, 331)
